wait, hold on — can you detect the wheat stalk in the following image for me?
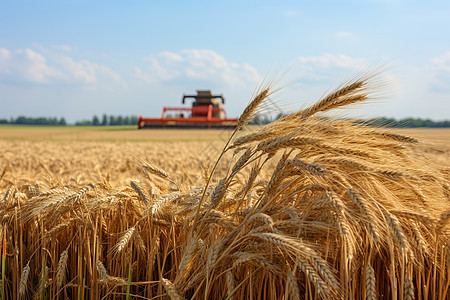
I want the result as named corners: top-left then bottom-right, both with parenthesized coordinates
top-left (96, 260), bottom-right (108, 282)
top-left (178, 233), bottom-right (198, 276)
top-left (210, 179), bottom-right (227, 209)
top-left (130, 180), bottom-right (148, 205)
top-left (326, 192), bottom-right (354, 258)
top-left (317, 157), bottom-right (369, 171)
top-left (258, 137), bottom-right (319, 153)
top-left (377, 170), bottom-right (404, 179)
top-left (74, 182), bottom-right (95, 202)
top-left (287, 269), bottom-right (300, 300)
top-left (385, 213), bottom-right (411, 253)
top-left (348, 189), bottom-right (381, 244)
top-left (365, 264), bottom-right (376, 300)
top-left (281, 77), bottom-right (369, 122)
top-left (404, 278), bottom-right (415, 300)
top-left (110, 226), bottom-right (136, 256)
top-left (287, 158), bottom-right (327, 176)
top-left (297, 257), bottom-right (332, 299)
top-left (162, 278), bottom-right (184, 300)
top-left (231, 148), bottom-right (253, 175)
top-left (107, 276), bottom-right (127, 286)
top-left (226, 271), bottom-right (235, 300)
top-left (56, 249), bottom-right (68, 288)
top-left (228, 130), bottom-right (277, 149)
top-left (3, 188), bottom-right (11, 205)
top-left (134, 230), bottom-right (146, 255)
top-left (19, 261), bottom-right (30, 298)
top-left (391, 210), bottom-right (438, 226)
top-left (251, 232), bottom-right (340, 291)
top-left (377, 132), bottom-right (419, 143)
top-left (142, 162), bottom-right (171, 180)
top-left (206, 242), bottom-right (219, 279)
top-left (45, 218), bottom-right (76, 239)
top-left (236, 88), bottom-right (270, 130)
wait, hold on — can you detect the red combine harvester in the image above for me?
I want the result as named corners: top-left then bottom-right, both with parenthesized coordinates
top-left (138, 90), bottom-right (238, 129)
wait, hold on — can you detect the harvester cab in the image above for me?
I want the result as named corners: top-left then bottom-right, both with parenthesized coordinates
top-left (183, 90), bottom-right (225, 119)
top-left (138, 90), bottom-right (238, 129)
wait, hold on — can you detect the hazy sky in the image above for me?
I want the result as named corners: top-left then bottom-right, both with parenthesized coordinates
top-left (1, 0), bottom-right (450, 122)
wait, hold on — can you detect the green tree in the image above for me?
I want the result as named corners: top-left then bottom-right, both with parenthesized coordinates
top-left (102, 114), bottom-right (108, 126)
top-left (92, 115), bottom-right (100, 126)
top-left (75, 120), bottom-right (92, 126)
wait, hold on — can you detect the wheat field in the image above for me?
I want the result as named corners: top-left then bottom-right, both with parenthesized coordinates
top-left (0, 74), bottom-right (449, 299)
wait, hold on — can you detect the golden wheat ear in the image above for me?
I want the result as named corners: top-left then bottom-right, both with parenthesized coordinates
top-left (282, 71), bottom-right (384, 122)
top-left (236, 76), bottom-right (284, 130)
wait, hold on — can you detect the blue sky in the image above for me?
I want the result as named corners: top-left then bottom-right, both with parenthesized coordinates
top-left (1, 0), bottom-right (450, 122)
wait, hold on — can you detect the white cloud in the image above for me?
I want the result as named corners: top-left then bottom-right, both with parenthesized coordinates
top-left (428, 51), bottom-right (450, 92)
top-left (7, 48), bottom-right (64, 83)
top-left (56, 56), bottom-right (96, 83)
top-left (0, 48), bottom-right (12, 73)
top-left (133, 67), bottom-right (153, 83)
top-left (431, 51), bottom-right (450, 72)
top-left (297, 53), bottom-right (364, 69)
top-left (137, 49), bottom-right (260, 86)
top-left (0, 46), bottom-right (123, 86)
top-left (292, 53), bottom-right (366, 81)
top-left (0, 48), bottom-right (11, 60)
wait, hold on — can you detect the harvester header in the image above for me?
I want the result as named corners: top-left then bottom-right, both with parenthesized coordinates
top-left (138, 90), bottom-right (238, 129)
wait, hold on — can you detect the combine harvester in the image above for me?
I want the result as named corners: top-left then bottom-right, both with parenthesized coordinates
top-left (138, 90), bottom-right (238, 129)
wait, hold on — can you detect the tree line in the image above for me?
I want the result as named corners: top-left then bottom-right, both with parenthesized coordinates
top-left (75, 115), bottom-right (139, 126)
top-left (0, 115), bottom-right (139, 126)
top-left (0, 116), bottom-right (67, 125)
top-left (363, 117), bottom-right (450, 128)
top-left (250, 115), bottom-right (450, 128)
top-left (1, 115), bottom-right (449, 127)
